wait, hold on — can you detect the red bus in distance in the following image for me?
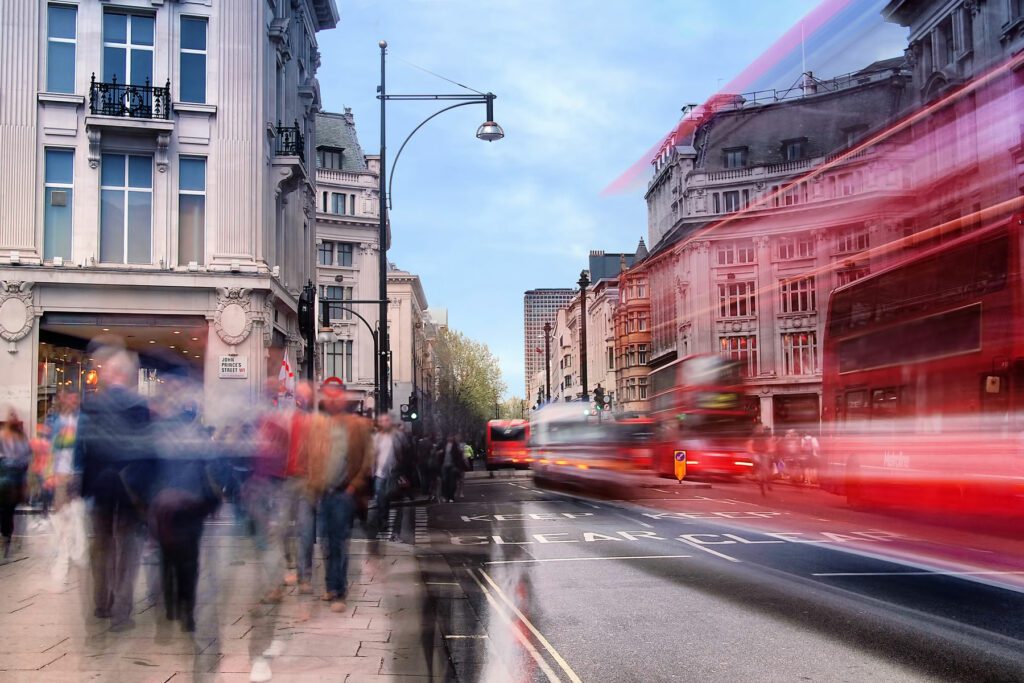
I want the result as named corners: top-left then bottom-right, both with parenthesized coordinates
top-left (485, 419), bottom-right (530, 470)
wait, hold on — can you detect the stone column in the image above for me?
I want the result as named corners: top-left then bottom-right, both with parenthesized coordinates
top-left (754, 236), bottom-right (777, 376)
top-left (688, 241), bottom-right (715, 354)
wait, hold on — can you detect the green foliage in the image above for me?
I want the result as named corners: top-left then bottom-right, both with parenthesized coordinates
top-left (433, 327), bottom-right (507, 443)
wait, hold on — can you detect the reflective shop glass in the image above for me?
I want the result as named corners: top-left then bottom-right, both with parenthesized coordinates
top-left (47, 5), bottom-right (77, 94)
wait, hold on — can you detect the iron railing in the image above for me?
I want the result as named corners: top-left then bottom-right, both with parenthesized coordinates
top-left (89, 73), bottom-right (170, 119)
top-left (275, 121), bottom-right (305, 162)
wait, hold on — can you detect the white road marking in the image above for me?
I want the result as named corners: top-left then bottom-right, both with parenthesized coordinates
top-left (814, 570), bottom-right (1024, 577)
top-left (426, 582), bottom-right (461, 586)
top-left (484, 555), bottom-right (693, 565)
top-left (466, 569), bottom-right (562, 682)
top-left (609, 510), bottom-right (654, 529)
top-left (676, 537), bottom-right (742, 563)
top-left (479, 569), bottom-right (584, 683)
top-left (445, 634), bottom-right (489, 639)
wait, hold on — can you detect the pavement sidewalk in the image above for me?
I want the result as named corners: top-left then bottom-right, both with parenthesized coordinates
top-left (0, 508), bottom-right (450, 682)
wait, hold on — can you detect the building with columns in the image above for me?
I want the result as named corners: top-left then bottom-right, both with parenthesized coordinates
top-left (0, 0), bottom-right (338, 426)
top-left (386, 262), bottom-right (436, 422)
top-left (641, 59), bottom-right (916, 431)
top-left (314, 109), bottom-right (381, 411)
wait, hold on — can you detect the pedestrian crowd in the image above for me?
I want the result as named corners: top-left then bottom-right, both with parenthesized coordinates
top-left (0, 337), bottom-right (473, 682)
top-left (746, 424), bottom-right (821, 496)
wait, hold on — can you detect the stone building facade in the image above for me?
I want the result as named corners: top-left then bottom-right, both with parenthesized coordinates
top-left (0, 0), bottom-right (338, 426)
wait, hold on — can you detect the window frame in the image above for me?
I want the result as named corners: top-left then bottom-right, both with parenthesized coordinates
top-left (177, 156), bottom-right (206, 266)
top-left (99, 153), bottom-right (153, 264)
top-left (718, 281), bottom-right (757, 318)
top-left (179, 15), bottom-right (208, 103)
top-left (43, 147), bottom-right (75, 261)
top-left (782, 137), bottom-right (807, 161)
top-left (779, 277), bottom-right (817, 314)
top-left (723, 146), bottom-right (748, 169)
top-left (46, 3), bottom-right (77, 94)
top-left (781, 331), bottom-right (818, 375)
top-left (102, 10), bottom-right (155, 86)
top-left (719, 334), bottom-right (759, 377)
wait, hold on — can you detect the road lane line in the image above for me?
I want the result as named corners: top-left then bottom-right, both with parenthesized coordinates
top-left (466, 569), bottom-right (562, 682)
top-left (426, 582), bottom-right (461, 585)
top-left (607, 509), bottom-right (655, 529)
top-left (479, 569), bottom-right (584, 683)
top-left (445, 634), bottom-right (489, 639)
top-left (676, 537), bottom-right (742, 563)
top-left (814, 570), bottom-right (1024, 577)
top-left (485, 555), bottom-right (693, 565)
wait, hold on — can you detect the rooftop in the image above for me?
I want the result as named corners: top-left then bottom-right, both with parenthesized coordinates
top-left (316, 109), bottom-right (370, 173)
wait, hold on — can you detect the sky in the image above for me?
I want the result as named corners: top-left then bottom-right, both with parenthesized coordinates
top-left (316, 0), bottom-right (907, 397)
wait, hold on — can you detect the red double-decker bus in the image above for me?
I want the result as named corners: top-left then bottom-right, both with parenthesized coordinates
top-left (485, 419), bottom-right (530, 470)
top-left (648, 354), bottom-right (757, 479)
top-left (820, 218), bottom-right (1024, 512)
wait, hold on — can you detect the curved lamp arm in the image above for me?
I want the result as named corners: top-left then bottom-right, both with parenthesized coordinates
top-left (387, 100), bottom-right (481, 210)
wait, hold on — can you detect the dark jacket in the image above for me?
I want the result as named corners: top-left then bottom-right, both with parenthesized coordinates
top-left (75, 385), bottom-right (154, 505)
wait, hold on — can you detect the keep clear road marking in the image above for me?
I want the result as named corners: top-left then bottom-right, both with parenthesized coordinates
top-left (467, 568), bottom-right (563, 683)
top-left (485, 555), bottom-right (693, 565)
top-left (676, 536), bottom-right (742, 563)
top-left (478, 569), bottom-right (585, 683)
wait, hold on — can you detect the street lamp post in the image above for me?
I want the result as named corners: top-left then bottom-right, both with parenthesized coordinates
top-left (377, 39), bottom-right (503, 415)
top-left (578, 270), bottom-right (590, 402)
top-left (317, 298), bottom-right (383, 415)
top-left (542, 321), bottom-right (552, 403)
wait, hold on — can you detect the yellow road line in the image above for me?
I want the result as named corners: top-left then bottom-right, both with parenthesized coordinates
top-left (479, 569), bottom-right (584, 683)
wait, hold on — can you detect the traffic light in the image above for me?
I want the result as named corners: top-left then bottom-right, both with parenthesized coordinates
top-left (408, 394), bottom-right (419, 422)
top-left (298, 284), bottom-right (316, 338)
top-left (593, 385), bottom-right (607, 411)
top-left (400, 403), bottom-right (411, 422)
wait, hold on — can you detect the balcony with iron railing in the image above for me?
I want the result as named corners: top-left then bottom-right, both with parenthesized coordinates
top-left (89, 73), bottom-right (170, 119)
top-left (275, 121), bottom-right (305, 163)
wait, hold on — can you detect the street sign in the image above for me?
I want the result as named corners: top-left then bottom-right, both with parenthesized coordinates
top-left (673, 450), bottom-right (687, 483)
top-left (218, 355), bottom-right (247, 379)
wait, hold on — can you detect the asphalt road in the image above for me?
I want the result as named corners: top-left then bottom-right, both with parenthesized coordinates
top-left (417, 473), bottom-right (1024, 683)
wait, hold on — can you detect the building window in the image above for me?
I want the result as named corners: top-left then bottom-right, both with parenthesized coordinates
top-left (1011, 0), bottom-right (1024, 23)
top-left (723, 147), bottom-right (748, 168)
top-left (779, 277), bottom-right (816, 313)
top-left (843, 125), bottom-right (867, 147)
top-left (564, 374), bottom-right (572, 388)
top-left (331, 193), bottom-right (346, 215)
top-left (103, 11), bottom-right (155, 86)
top-left (43, 149), bottom-right (74, 261)
top-left (179, 17), bottom-right (207, 103)
top-left (723, 190), bottom-right (741, 212)
top-left (336, 242), bottom-right (353, 266)
top-left (317, 148), bottom-right (344, 169)
top-left (781, 332), bottom-right (817, 375)
top-left (638, 377), bottom-right (648, 400)
top-left (720, 335), bottom-right (758, 377)
top-left (638, 344), bottom-right (648, 365)
top-left (777, 234), bottom-right (814, 260)
top-left (713, 193), bottom-right (721, 213)
top-left (718, 281), bottom-right (756, 318)
top-left (717, 241), bottom-right (755, 265)
top-left (782, 138), bottom-right (806, 161)
top-left (47, 4), bottom-right (77, 94)
top-left (318, 241), bottom-right (333, 266)
top-left (836, 266), bottom-right (870, 286)
top-left (178, 157), bottom-right (206, 265)
top-left (320, 285), bottom-right (353, 321)
top-left (939, 16), bottom-right (955, 65)
top-left (100, 154), bottom-right (152, 264)
top-left (325, 339), bottom-right (354, 382)
top-left (836, 229), bottom-right (869, 254)
top-left (607, 346), bottom-right (614, 370)
top-left (626, 346), bottom-right (636, 367)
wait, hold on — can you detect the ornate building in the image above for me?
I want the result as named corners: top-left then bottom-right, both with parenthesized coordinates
top-left (641, 59), bottom-right (916, 431)
top-left (0, 0), bottom-right (338, 425)
top-left (614, 241), bottom-right (652, 413)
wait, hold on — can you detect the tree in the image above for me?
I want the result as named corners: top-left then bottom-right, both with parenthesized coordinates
top-left (499, 396), bottom-right (528, 419)
top-left (433, 327), bottom-right (506, 445)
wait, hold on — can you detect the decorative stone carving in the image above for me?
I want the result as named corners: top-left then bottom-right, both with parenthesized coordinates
top-left (288, 334), bottom-right (305, 364)
top-left (262, 297), bottom-right (275, 347)
top-left (358, 242), bottom-right (378, 255)
top-left (155, 132), bottom-right (170, 173)
top-left (0, 281), bottom-right (35, 345)
top-left (87, 128), bottom-right (102, 169)
top-left (214, 288), bottom-right (255, 346)
top-left (753, 235), bottom-right (770, 249)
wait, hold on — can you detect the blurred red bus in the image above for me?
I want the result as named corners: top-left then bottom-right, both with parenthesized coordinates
top-left (820, 218), bottom-right (1024, 512)
top-left (648, 354), bottom-right (757, 479)
top-left (485, 419), bottom-right (530, 470)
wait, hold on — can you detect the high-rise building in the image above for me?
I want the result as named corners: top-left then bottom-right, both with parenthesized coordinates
top-left (523, 288), bottom-right (575, 395)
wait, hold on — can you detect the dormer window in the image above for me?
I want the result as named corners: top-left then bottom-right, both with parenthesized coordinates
top-left (843, 125), bottom-right (868, 147)
top-left (317, 147), bottom-right (344, 170)
top-left (782, 138), bottom-right (807, 161)
top-left (723, 147), bottom-right (748, 169)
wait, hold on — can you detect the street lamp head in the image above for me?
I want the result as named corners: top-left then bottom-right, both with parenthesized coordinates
top-left (578, 270), bottom-right (590, 289)
top-left (379, 40), bottom-right (388, 48)
top-left (543, 321), bottom-right (552, 333)
top-left (476, 120), bottom-right (504, 142)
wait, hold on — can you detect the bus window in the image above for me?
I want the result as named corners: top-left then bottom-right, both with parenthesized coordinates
top-left (870, 387), bottom-right (900, 417)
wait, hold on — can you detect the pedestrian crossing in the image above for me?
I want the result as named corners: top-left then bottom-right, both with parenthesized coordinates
top-left (415, 506), bottom-right (429, 545)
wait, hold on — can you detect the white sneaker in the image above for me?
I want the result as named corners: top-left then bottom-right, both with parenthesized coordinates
top-left (249, 656), bottom-right (272, 682)
top-left (262, 639), bottom-right (286, 658)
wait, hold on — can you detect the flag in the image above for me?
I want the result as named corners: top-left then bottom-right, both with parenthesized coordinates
top-left (279, 348), bottom-right (295, 396)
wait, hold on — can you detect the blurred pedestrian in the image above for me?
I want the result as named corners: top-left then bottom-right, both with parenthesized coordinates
top-left (371, 414), bottom-right (400, 536)
top-left (0, 409), bottom-right (31, 558)
top-left (746, 423), bottom-right (773, 497)
top-left (441, 434), bottom-right (467, 503)
top-left (75, 348), bottom-right (154, 631)
top-left (282, 381), bottom-right (316, 593)
top-left (801, 431), bottom-right (820, 486)
top-left (306, 382), bottom-right (373, 612)
top-left (150, 392), bottom-right (224, 632)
